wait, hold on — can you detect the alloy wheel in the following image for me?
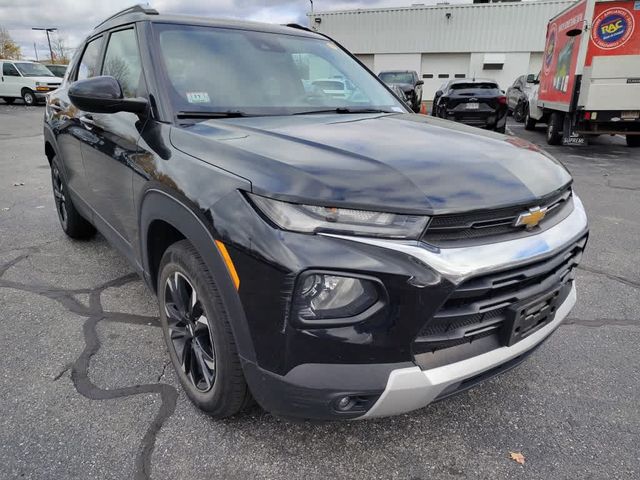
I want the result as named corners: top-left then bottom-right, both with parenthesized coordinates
top-left (51, 166), bottom-right (68, 229)
top-left (164, 272), bottom-right (216, 392)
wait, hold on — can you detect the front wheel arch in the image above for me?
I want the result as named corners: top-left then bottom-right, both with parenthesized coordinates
top-left (139, 188), bottom-right (257, 364)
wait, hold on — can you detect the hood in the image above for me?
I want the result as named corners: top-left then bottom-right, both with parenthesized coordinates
top-left (170, 113), bottom-right (571, 214)
top-left (386, 82), bottom-right (413, 93)
top-left (29, 76), bottom-right (61, 84)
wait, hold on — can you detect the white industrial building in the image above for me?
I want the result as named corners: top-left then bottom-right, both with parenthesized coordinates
top-left (309, 0), bottom-right (575, 99)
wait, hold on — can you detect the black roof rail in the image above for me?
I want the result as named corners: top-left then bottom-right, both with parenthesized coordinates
top-left (95, 4), bottom-right (159, 29)
top-left (284, 23), bottom-right (314, 32)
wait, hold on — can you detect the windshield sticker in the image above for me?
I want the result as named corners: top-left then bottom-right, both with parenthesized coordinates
top-left (186, 92), bottom-right (210, 103)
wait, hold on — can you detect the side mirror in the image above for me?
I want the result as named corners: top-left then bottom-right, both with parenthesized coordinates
top-left (526, 74), bottom-right (538, 84)
top-left (416, 80), bottom-right (424, 86)
top-left (69, 76), bottom-right (147, 115)
top-left (435, 90), bottom-right (442, 97)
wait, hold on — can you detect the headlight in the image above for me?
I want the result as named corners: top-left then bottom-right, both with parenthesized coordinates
top-left (292, 272), bottom-right (381, 325)
top-left (36, 82), bottom-right (45, 86)
top-left (248, 194), bottom-right (429, 239)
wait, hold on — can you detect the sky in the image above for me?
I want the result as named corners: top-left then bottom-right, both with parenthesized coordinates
top-left (0, 0), bottom-right (469, 60)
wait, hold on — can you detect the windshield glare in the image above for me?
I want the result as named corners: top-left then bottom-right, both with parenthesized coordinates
top-left (15, 62), bottom-right (54, 77)
top-left (157, 25), bottom-right (405, 115)
top-left (379, 72), bottom-right (413, 84)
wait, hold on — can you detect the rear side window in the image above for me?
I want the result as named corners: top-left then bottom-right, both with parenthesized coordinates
top-left (2, 63), bottom-right (20, 76)
top-left (77, 37), bottom-right (103, 81)
top-left (102, 28), bottom-right (144, 98)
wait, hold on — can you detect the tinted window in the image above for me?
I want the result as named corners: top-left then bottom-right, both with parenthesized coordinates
top-left (15, 63), bottom-right (53, 77)
top-left (450, 82), bottom-right (498, 90)
top-left (2, 63), bottom-right (20, 76)
top-left (77, 37), bottom-right (103, 81)
top-left (156, 25), bottom-right (403, 115)
top-left (103, 29), bottom-right (143, 98)
top-left (379, 72), bottom-right (413, 84)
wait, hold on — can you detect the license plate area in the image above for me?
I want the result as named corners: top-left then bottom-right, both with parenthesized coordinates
top-left (466, 102), bottom-right (479, 110)
top-left (621, 111), bottom-right (639, 120)
top-left (502, 288), bottom-right (562, 347)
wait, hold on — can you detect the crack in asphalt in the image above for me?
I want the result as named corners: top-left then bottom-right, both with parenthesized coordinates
top-left (577, 264), bottom-right (640, 290)
top-left (564, 317), bottom-right (639, 328)
top-left (0, 252), bottom-right (177, 480)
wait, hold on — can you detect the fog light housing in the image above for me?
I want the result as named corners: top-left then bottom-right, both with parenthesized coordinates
top-left (292, 272), bottom-right (381, 326)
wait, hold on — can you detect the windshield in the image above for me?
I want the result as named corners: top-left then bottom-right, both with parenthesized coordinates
top-left (156, 25), bottom-right (405, 116)
top-left (379, 72), bottom-right (413, 84)
top-left (450, 82), bottom-right (498, 90)
top-left (15, 62), bottom-right (54, 77)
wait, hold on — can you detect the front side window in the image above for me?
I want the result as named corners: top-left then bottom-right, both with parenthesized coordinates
top-left (156, 25), bottom-right (404, 115)
top-left (103, 28), bottom-right (144, 98)
top-left (2, 63), bottom-right (20, 77)
top-left (77, 37), bottom-right (103, 81)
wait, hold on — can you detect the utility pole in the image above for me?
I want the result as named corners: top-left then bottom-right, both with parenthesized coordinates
top-left (32, 27), bottom-right (57, 62)
top-left (33, 42), bottom-right (38, 61)
top-left (310, 0), bottom-right (314, 15)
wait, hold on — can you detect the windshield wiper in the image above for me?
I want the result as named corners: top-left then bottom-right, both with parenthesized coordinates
top-left (176, 110), bottom-right (250, 119)
top-left (293, 107), bottom-right (397, 115)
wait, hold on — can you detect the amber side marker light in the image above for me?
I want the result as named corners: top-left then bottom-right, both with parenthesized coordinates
top-left (215, 240), bottom-right (240, 290)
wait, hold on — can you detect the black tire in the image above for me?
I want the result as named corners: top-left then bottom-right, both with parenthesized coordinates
top-left (21, 89), bottom-right (36, 106)
top-left (3, 97), bottom-right (15, 105)
top-left (524, 106), bottom-right (536, 131)
top-left (513, 102), bottom-right (526, 123)
top-left (546, 112), bottom-right (563, 145)
top-left (50, 156), bottom-right (96, 239)
top-left (158, 240), bottom-right (251, 418)
top-left (626, 135), bottom-right (640, 148)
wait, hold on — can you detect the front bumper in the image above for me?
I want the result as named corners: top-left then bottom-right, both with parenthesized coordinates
top-left (363, 284), bottom-right (575, 418)
top-left (220, 193), bottom-right (588, 420)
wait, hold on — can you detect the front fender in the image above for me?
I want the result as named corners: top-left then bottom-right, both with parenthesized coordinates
top-left (138, 188), bottom-right (257, 363)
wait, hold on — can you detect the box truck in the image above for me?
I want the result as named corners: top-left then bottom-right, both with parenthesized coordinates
top-left (525, 0), bottom-right (640, 146)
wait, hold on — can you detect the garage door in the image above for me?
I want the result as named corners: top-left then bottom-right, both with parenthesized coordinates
top-left (420, 53), bottom-right (471, 100)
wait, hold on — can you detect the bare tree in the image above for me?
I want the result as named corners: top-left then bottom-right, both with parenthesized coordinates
top-left (50, 34), bottom-right (71, 64)
top-left (0, 26), bottom-right (22, 60)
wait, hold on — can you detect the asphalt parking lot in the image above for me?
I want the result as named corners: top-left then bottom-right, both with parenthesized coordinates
top-left (1, 103), bottom-right (638, 480)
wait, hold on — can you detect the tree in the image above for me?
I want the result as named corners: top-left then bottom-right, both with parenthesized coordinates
top-left (0, 26), bottom-right (21, 60)
top-left (50, 34), bottom-right (71, 64)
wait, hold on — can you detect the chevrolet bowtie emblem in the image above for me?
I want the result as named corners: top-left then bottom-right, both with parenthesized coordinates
top-left (514, 206), bottom-right (548, 229)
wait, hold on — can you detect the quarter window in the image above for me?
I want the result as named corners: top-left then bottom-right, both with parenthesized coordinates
top-left (77, 37), bottom-right (103, 81)
top-left (2, 63), bottom-right (20, 76)
top-left (102, 29), bottom-right (144, 98)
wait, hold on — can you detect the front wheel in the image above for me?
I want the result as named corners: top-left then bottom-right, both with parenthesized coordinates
top-left (158, 240), bottom-right (252, 418)
top-left (546, 112), bottom-right (564, 145)
top-left (22, 89), bottom-right (36, 106)
top-left (524, 106), bottom-right (536, 131)
top-left (513, 102), bottom-right (526, 123)
top-left (627, 135), bottom-right (640, 147)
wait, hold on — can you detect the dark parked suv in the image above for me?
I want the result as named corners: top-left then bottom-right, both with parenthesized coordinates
top-left (378, 70), bottom-right (423, 112)
top-left (44, 6), bottom-right (588, 420)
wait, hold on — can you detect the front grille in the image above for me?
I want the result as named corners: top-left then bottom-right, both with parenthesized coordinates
top-left (413, 234), bottom-right (587, 367)
top-left (422, 187), bottom-right (573, 246)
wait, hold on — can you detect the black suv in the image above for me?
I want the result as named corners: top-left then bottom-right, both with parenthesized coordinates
top-left (378, 70), bottom-right (423, 112)
top-left (44, 6), bottom-right (588, 420)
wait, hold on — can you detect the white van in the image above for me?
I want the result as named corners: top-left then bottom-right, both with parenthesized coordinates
top-left (0, 60), bottom-right (61, 106)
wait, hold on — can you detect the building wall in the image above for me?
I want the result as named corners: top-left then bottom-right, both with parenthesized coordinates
top-left (374, 53), bottom-right (421, 75)
top-left (312, 1), bottom-right (575, 54)
top-left (468, 52), bottom-right (532, 92)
